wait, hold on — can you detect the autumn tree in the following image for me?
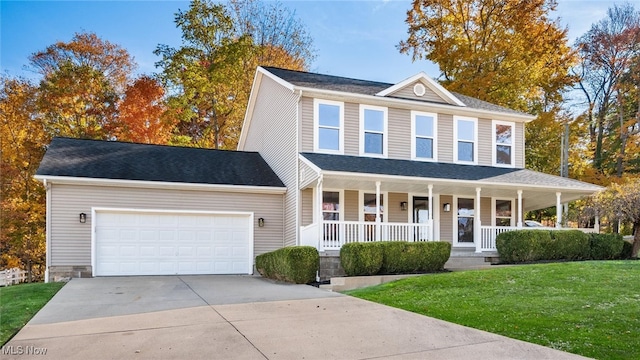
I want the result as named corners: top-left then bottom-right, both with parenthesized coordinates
top-left (0, 77), bottom-right (48, 281)
top-left (575, 3), bottom-right (640, 176)
top-left (591, 179), bottom-right (640, 257)
top-left (29, 32), bottom-right (136, 140)
top-left (117, 75), bottom-right (173, 144)
top-left (155, 0), bottom-right (314, 149)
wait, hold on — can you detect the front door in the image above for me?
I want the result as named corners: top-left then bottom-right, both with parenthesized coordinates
top-left (413, 197), bottom-right (429, 241)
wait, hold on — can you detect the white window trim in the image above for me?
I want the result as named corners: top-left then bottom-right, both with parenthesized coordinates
top-left (492, 120), bottom-right (516, 167)
top-left (359, 104), bottom-right (388, 158)
top-left (321, 189), bottom-right (344, 221)
top-left (453, 116), bottom-right (478, 165)
top-left (411, 111), bottom-right (438, 161)
top-left (313, 99), bottom-right (344, 154)
top-left (492, 198), bottom-right (515, 227)
top-left (358, 190), bottom-right (388, 222)
top-left (452, 195), bottom-right (476, 247)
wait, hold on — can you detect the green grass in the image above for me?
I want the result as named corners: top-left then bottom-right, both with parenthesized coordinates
top-left (346, 261), bottom-right (640, 360)
top-left (0, 282), bottom-right (65, 345)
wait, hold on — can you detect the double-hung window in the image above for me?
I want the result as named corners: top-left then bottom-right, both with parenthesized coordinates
top-left (454, 116), bottom-right (477, 164)
top-left (360, 105), bottom-right (387, 157)
top-left (314, 99), bottom-right (343, 153)
top-left (411, 111), bottom-right (437, 160)
top-left (495, 199), bottom-right (513, 226)
top-left (493, 120), bottom-right (515, 166)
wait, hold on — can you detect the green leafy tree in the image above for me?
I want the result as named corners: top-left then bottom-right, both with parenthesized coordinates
top-left (155, 0), bottom-right (314, 149)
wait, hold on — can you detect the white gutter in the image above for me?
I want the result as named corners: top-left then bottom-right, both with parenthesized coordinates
top-left (34, 175), bottom-right (288, 195)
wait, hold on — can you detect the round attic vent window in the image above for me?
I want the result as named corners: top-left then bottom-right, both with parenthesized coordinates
top-left (413, 83), bottom-right (426, 97)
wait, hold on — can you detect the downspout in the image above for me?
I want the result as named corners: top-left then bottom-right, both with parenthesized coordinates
top-left (294, 89), bottom-right (302, 246)
top-left (43, 179), bottom-right (52, 283)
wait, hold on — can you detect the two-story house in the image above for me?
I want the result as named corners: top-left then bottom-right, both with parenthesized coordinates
top-left (238, 67), bottom-right (602, 254)
top-left (35, 66), bottom-right (601, 281)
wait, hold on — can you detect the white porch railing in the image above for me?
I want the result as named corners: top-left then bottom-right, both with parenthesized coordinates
top-left (301, 221), bottom-right (433, 250)
top-left (480, 226), bottom-right (599, 252)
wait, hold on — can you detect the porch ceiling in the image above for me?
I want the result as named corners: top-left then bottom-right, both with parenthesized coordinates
top-left (300, 153), bottom-right (603, 212)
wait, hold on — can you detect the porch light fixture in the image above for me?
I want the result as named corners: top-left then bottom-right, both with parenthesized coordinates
top-left (79, 213), bottom-right (87, 223)
top-left (443, 203), bottom-right (451, 212)
top-left (258, 218), bottom-right (265, 227)
top-left (400, 201), bottom-right (408, 211)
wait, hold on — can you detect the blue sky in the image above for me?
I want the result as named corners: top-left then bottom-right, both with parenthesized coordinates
top-left (0, 0), bottom-right (622, 84)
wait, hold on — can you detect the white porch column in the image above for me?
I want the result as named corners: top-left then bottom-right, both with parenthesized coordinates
top-left (517, 190), bottom-right (523, 228)
top-left (375, 181), bottom-right (381, 241)
top-left (428, 184), bottom-right (434, 241)
top-left (595, 210), bottom-right (600, 233)
top-left (316, 176), bottom-right (324, 250)
top-left (556, 192), bottom-right (562, 228)
top-left (475, 187), bottom-right (482, 253)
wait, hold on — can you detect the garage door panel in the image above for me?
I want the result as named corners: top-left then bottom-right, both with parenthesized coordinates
top-left (95, 211), bottom-right (252, 276)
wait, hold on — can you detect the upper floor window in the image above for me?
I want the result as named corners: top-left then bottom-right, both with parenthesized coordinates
top-left (411, 111), bottom-right (437, 161)
top-left (454, 116), bottom-right (477, 164)
top-left (314, 99), bottom-right (344, 154)
top-left (493, 120), bottom-right (515, 166)
top-left (360, 105), bottom-right (388, 157)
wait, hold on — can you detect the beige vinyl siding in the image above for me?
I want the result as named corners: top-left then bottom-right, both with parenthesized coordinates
top-left (481, 197), bottom-right (491, 225)
top-left (438, 114), bottom-right (454, 162)
top-left (301, 188), bottom-right (313, 226)
top-left (388, 192), bottom-right (408, 223)
top-left (344, 190), bottom-right (359, 221)
top-left (242, 75), bottom-right (299, 246)
top-left (478, 118), bottom-right (492, 166)
top-left (516, 122), bottom-right (524, 168)
top-left (300, 96), bottom-right (314, 152)
top-left (49, 183), bottom-right (284, 266)
top-left (388, 108), bottom-right (411, 159)
top-left (344, 102), bottom-right (359, 155)
top-left (439, 195), bottom-right (453, 243)
top-left (389, 81), bottom-right (447, 103)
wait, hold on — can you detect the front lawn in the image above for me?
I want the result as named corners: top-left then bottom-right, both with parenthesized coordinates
top-left (0, 282), bottom-right (65, 345)
top-left (346, 261), bottom-right (640, 360)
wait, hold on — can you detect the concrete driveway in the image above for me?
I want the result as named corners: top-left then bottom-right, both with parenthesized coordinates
top-left (5, 276), bottom-right (589, 359)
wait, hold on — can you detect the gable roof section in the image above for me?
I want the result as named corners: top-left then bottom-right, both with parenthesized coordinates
top-left (261, 67), bottom-right (532, 118)
top-left (300, 152), bottom-right (602, 192)
top-left (376, 72), bottom-right (465, 106)
top-left (37, 137), bottom-right (285, 188)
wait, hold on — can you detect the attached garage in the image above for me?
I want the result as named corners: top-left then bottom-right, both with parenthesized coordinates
top-left (93, 210), bottom-right (253, 276)
top-left (35, 137), bottom-right (286, 282)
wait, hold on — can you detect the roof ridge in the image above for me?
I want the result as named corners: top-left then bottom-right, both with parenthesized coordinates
top-left (262, 66), bottom-right (394, 87)
top-left (52, 137), bottom-right (260, 154)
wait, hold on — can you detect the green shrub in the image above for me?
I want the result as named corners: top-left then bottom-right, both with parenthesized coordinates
top-left (496, 230), bottom-right (553, 263)
top-left (380, 241), bottom-right (451, 274)
top-left (589, 233), bottom-right (625, 260)
top-left (620, 240), bottom-right (634, 259)
top-left (255, 246), bottom-right (319, 284)
top-left (549, 230), bottom-right (591, 260)
top-left (340, 242), bottom-right (383, 276)
top-left (340, 241), bottom-right (451, 276)
top-left (416, 241), bottom-right (452, 272)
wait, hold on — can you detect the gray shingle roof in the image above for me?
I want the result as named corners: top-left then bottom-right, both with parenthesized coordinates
top-left (37, 137), bottom-right (285, 188)
top-left (262, 67), bottom-right (530, 117)
top-left (300, 153), bottom-right (601, 191)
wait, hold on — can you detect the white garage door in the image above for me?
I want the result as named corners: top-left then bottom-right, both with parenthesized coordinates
top-left (94, 210), bottom-right (253, 276)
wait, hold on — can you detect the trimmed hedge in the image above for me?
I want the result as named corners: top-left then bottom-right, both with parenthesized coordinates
top-left (496, 230), bottom-right (552, 263)
top-left (497, 230), bottom-right (627, 263)
top-left (340, 242), bottom-right (383, 276)
top-left (589, 233), bottom-right (625, 260)
top-left (255, 246), bottom-right (319, 284)
top-left (548, 230), bottom-right (590, 261)
top-left (340, 241), bottom-right (451, 276)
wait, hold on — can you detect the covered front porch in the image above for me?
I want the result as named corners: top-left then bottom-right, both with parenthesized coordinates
top-left (298, 154), bottom-right (603, 254)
